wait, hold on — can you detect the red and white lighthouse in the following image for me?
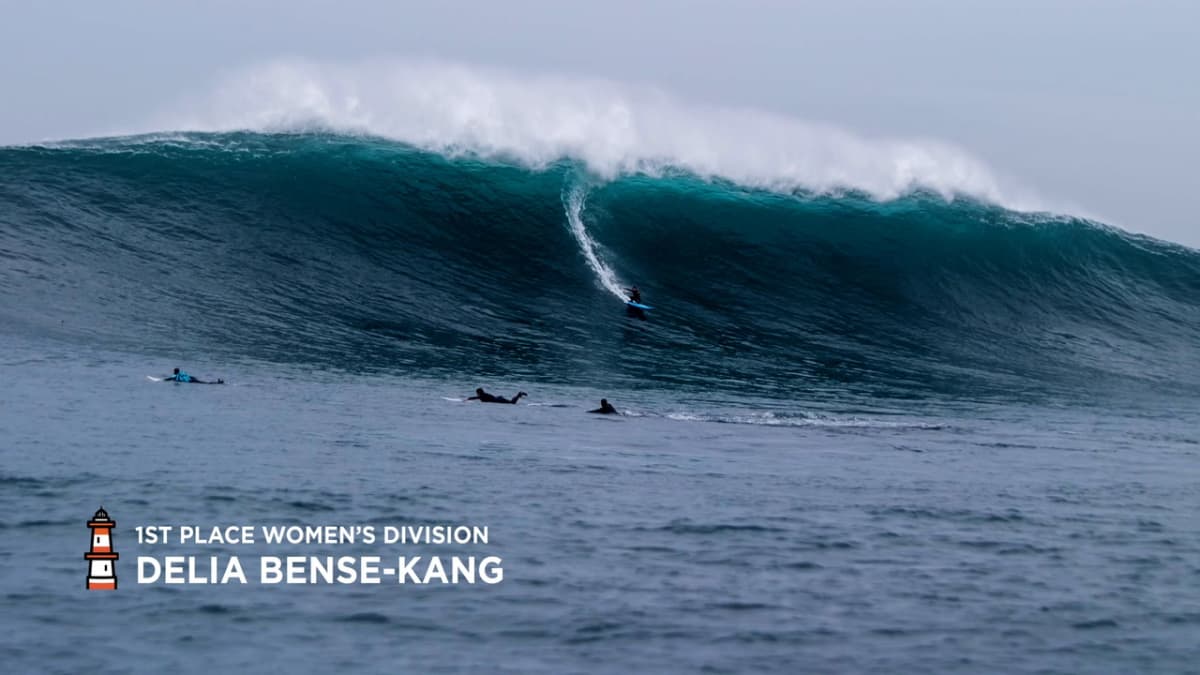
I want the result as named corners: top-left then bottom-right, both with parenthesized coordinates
top-left (85, 507), bottom-right (118, 590)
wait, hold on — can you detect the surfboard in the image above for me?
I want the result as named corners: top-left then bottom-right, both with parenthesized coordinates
top-left (147, 375), bottom-right (225, 384)
top-left (627, 301), bottom-right (653, 311)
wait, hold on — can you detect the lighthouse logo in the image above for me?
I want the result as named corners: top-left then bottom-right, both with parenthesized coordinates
top-left (85, 507), bottom-right (118, 590)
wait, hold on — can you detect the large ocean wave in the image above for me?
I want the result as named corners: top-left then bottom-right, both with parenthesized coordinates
top-left (1, 131), bottom-right (1197, 401)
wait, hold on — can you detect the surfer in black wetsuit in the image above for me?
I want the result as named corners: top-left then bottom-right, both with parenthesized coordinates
top-left (467, 388), bottom-right (527, 404)
top-left (588, 398), bottom-right (619, 415)
top-left (626, 286), bottom-right (647, 319)
top-left (163, 367), bottom-right (224, 384)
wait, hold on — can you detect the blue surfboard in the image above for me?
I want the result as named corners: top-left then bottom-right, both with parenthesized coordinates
top-left (627, 301), bottom-right (653, 311)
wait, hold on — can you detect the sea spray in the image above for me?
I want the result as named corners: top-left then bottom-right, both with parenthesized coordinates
top-left (160, 59), bottom-right (1035, 208)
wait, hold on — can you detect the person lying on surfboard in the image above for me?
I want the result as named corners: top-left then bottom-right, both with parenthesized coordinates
top-left (467, 388), bottom-right (527, 404)
top-left (162, 368), bottom-right (224, 384)
top-left (588, 399), bottom-right (619, 414)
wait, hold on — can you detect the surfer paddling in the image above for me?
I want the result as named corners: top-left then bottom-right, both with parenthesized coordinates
top-left (588, 399), bottom-right (619, 415)
top-left (162, 367), bottom-right (224, 384)
top-left (467, 388), bottom-right (527, 404)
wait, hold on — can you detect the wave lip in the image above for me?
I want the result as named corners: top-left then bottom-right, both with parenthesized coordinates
top-left (160, 59), bottom-right (1037, 209)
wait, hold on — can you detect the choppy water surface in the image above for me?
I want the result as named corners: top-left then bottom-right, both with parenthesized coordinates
top-left (2, 339), bottom-right (1197, 673)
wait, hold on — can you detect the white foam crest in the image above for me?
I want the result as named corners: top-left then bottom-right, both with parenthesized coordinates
top-left (163, 59), bottom-right (1038, 208)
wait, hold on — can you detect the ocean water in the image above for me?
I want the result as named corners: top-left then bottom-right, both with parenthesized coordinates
top-left (2, 131), bottom-right (1199, 673)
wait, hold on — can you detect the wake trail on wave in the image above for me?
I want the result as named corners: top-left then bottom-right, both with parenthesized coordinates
top-left (562, 179), bottom-right (628, 301)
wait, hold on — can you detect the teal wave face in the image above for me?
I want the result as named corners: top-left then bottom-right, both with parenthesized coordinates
top-left (1, 132), bottom-right (1198, 401)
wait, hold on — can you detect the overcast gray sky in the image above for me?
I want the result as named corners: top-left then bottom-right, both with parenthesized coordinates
top-left (1, 0), bottom-right (1195, 246)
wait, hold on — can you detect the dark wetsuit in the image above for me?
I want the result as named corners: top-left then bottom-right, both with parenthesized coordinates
top-left (626, 287), bottom-right (646, 320)
top-left (468, 390), bottom-right (526, 404)
top-left (589, 401), bottom-right (619, 414)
